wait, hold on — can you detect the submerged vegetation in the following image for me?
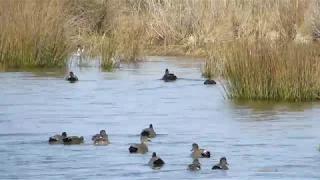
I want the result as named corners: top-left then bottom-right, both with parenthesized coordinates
top-left (1, 0), bottom-right (320, 101)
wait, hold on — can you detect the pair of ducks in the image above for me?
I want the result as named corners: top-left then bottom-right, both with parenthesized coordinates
top-left (128, 124), bottom-right (156, 153)
top-left (162, 68), bottom-right (217, 85)
top-left (188, 157), bottom-right (229, 171)
top-left (48, 132), bottom-right (84, 145)
top-left (65, 71), bottom-right (78, 83)
top-left (48, 130), bottom-right (110, 145)
top-left (127, 124), bottom-right (166, 168)
top-left (187, 143), bottom-right (229, 171)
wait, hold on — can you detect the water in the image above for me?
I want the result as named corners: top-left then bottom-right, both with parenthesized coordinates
top-left (0, 56), bottom-right (319, 180)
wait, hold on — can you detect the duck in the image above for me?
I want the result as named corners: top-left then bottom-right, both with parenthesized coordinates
top-left (190, 143), bottom-right (211, 158)
top-left (187, 159), bottom-right (201, 171)
top-left (212, 157), bottom-right (229, 170)
top-left (162, 69), bottom-right (177, 82)
top-left (65, 71), bottom-right (78, 83)
top-left (148, 152), bottom-right (165, 168)
top-left (204, 79), bottom-right (216, 85)
top-left (94, 135), bottom-right (110, 146)
top-left (63, 136), bottom-right (84, 145)
top-left (204, 74), bottom-right (217, 85)
top-left (92, 130), bottom-right (109, 141)
top-left (140, 124), bottom-right (156, 138)
top-left (128, 135), bottom-right (151, 154)
top-left (48, 132), bottom-right (67, 144)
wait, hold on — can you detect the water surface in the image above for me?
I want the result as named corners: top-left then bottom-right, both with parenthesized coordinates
top-left (0, 56), bottom-right (319, 180)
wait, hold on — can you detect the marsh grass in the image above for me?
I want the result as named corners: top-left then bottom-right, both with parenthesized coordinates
top-left (0, 0), bottom-right (71, 68)
top-left (208, 39), bottom-right (320, 101)
top-left (99, 35), bottom-right (118, 69)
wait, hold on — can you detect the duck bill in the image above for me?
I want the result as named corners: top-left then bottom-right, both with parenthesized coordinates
top-left (148, 139), bottom-right (151, 142)
top-left (190, 149), bottom-right (193, 152)
top-left (226, 162), bottom-right (229, 165)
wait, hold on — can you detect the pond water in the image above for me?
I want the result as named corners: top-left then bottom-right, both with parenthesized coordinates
top-left (0, 56), bottom-right (319, 180)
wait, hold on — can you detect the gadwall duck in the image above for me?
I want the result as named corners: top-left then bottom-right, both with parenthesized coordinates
top-left (92, 130), bottom-right (108, 141)
top-left (140, 124), bottom-right (156, 138)
top-left (162, 69), bottom-right (177, 82)
top-left (212, 157), bottom-right (229, 170)
top-left (66, 71), bottom-right (78, 83)
top-left (187, 159), bottom-right (201, 171)
top-left (94, 135), bottom-right (110, 146)
top-left (190, 143), bottom-right (211, 158)
top-left (48, 132), bottom-right (67, 144)
top-left (148, 152), bottom-right (165, 168)
top-left (63, 136), bottom-right (84, 145)
top-left (204, 79), bottom-right (216, 85)
top-left (128, 135), bottom-right (151, 154)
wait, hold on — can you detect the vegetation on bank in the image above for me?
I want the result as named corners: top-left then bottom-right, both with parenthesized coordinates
top-left (1, 0), bottom-right (320, 101)
top-left (209, 40), bottom-right (320, 101)
top-left (0, 1), bottom-right (70, 68)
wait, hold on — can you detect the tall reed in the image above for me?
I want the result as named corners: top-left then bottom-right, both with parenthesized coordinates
top-left (0, 0), bottom-right (71, 68)
top-left (208, 39), bottom-right (320, 101)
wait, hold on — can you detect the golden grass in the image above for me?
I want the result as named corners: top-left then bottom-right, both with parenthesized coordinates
top-left (207, 39), bottom-right (320, 101)
top-left (0, 0), bottom-right (71, 68)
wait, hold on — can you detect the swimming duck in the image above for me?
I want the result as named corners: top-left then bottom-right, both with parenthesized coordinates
top-left (94, 135), bottom-right (110, 146)
top-left (65, 71), bottom-right (78, 83)
top-left (63, 136), bottom-right (84, 145)
top-left (187, 159), bottom-right (201, 171)
top-left (204, 79), bottom-right (216, 85)
top-left (48, 132), bottom-right (67, 144)
top-left (162, 69), bottom-right (177, 82)
top-left (190, 143), bottom-right (211, 158)
top-left (128, 135), bottom-right (151, 154)
top-left (212, 157), bottom-right (229, 170)
top-left (148, 152), bottom-right (165, 168)
top-left (140, 124), bottom-right (156, 138)
top-left (92, 130), bottom-right (108, 141)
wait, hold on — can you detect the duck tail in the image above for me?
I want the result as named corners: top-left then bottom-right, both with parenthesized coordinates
top-left (202, 151), bottom-right (211, 158)
top-left (129, 146), bottom-right (138, 153)
top-left (153, 158), bottom-right (165, 166)
top-left (212, 165), bottom-right (221, 170)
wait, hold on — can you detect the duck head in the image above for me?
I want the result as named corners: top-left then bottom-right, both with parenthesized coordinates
top-left (140, 135), bottom-right (151, 142)
top-left (149, 124), bottom-right (153, 128)
top-left (191, 143), bottom-right (199, 151)
top-left (69, 71), bottom-right (74, 76)
top-left (165, 69), bottom-right (169, 75)
top-left (62, 132), bottom-right (67, 137)
top-left (99, 130), bottom-right (106, 136)
top-left (220, 157), bottom-right (229, 166)
top-left (152, 152), bottom-right (157, 158)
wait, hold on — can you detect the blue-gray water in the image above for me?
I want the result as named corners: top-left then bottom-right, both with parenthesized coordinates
top-left (0, 56), bottom-right (319, 180)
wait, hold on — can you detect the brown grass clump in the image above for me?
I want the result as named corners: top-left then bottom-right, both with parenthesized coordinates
top-left (210, 39), bottom-right (320, 101)
top-left (0, 0), bottom-right (71, 68)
